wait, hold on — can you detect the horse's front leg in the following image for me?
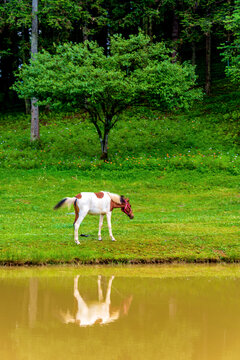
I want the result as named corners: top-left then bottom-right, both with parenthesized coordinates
top-left (74, 210), bottom-right (88, 245)
top-left (74, 275), bottom-right (88, 311)
top-left (98, 275), bottom-right (103, 302)
top-left (106, 212), bottom-right (116, 241)
top-left (98, 214), bottom-right (104, 241)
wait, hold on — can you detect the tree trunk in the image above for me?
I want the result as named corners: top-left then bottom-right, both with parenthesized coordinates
top-left (171, 10), bottom-right (179, 62)
top-left (100, 133), bottom-right (109, 160)
top-left (31, 97), bottom-right (39, 140)
top-left (83, 23), bottom-right (88, 42)
top-left (205, 31), bottom-right (211, 95)
top-left (25, 99), bottom-right (31, 114)
top-left (90, 116), bottom-right (109, 160)
top-left (31, 0), bottom-right (39, 141)
top-left (192, 41), bottom-right (196, 66)
top-left (149, 15), bottom-right (153, 40)
top-left (143, 15), bottom-right (148, 36)
top-left (106, 16), bottom-right (111, 57)
top-left (22, 26), bottom-right (31, 114)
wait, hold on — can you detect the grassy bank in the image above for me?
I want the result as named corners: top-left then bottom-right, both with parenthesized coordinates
top-left (0, 169), bottom-right (239, 265)
top-left (0, 81), bottom-right (239, 265)
top-left (2, 264), bottom-right (240, 278)
top-left (0, 81), bottom-right (239, 174)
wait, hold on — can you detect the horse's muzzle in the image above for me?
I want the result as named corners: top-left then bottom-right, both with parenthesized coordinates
top-left (130, 215), bottom-right (134, 219)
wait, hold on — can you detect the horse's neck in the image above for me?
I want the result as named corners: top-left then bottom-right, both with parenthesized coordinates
top-left (107, 192), bottom-right (122, 205)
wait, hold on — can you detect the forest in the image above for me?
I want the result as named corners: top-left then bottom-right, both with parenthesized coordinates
top-left (1, 0), bottom-right (240, 109)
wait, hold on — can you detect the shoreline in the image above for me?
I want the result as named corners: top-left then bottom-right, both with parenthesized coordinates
top-left (1, 257), bottom-right (239, 266)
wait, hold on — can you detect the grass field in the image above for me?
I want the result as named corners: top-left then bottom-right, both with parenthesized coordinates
top-left (0, 168), bottom-right (239, 265)
top-left (0, 81), bottom-right (239, 174)
top-left (0, 81), bottom-right (239, 265)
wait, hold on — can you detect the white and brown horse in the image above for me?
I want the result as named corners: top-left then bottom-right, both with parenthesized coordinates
top-left (54, 191), bottom-right (134, 244)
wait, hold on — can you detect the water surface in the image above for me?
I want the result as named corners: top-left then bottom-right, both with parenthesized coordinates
top-left (1, 265), bottom-right (240, 360)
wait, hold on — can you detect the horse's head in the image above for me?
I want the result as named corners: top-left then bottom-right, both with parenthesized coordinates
top-left (121, 197), bottom-right (134, 219)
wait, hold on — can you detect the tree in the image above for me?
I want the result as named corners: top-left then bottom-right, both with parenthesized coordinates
top-left (180, 0), bottom-right (232, 94)
top-left (221, 0), bottom-right (240, 84)
top-left (179, 1), bottom-right (203, 66)
top-left (0, 0), bottom-right (107, 110)
top-left (0, 0), bottom-right (32, 109)
top-left (13, 33), bottom-right (202, 159)
top-left (31, 0), bottom-right (39, 141)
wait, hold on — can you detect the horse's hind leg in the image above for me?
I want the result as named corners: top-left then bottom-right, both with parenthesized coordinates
top-left (106, 212), bottom-right (116, 241)
top-left (73, 200), bottom-right (79, 227)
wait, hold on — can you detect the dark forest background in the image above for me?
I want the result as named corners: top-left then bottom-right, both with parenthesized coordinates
top-left (0, 0), bottom-right (237, 111)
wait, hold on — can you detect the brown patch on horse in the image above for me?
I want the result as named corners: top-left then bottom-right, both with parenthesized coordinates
top-left (95, 192), bottom-right (104, 199)
top-left (110, 200), bottom-right (124, 211)
top-left (75, 193), bottom-right (82, 199)
top-left (73, 199), bottom-right (79, 225)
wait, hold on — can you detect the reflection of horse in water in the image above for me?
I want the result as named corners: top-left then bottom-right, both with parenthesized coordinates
top-left (61, 275), bottom-right (132, 327)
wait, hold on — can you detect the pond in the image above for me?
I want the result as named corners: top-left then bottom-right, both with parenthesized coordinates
top-left (1, 265), bottom-right (240, 360)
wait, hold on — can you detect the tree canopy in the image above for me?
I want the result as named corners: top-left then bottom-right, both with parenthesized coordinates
top-left (0, 0), bottom-right (236, 110)
top-left (14, 32), bottom-right (202, 159)
top-left (221, 0), bottom-right (240, 84)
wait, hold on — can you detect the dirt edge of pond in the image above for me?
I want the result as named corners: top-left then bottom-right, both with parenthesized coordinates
top-left (1, 257), bottom-right (239, 266)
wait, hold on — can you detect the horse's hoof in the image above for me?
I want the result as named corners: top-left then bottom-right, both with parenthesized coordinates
top-left (75, 240), bottom-right (80, 245)
top-left (111, 239), bottom-right (117, 242)
top-left (98, 238), bottom-right (102, 241)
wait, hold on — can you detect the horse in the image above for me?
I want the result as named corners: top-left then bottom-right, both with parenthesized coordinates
top-left (54, 191), bottom-right (134, 244)
top-left (60, 275), bottom-right (133, 327)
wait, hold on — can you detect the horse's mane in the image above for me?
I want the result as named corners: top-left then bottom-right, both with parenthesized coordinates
top-left (107, 192), bottom-right (125, 205)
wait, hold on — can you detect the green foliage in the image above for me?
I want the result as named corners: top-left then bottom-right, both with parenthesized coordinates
top-left (13, 33), bottom-right (202, 157)
top-left (0, 0), bottom-right (32, 28)
top-left (40, 0), bottom-right (83, 30)
top-left (14, 33), bottom-right (201, 112)
top-left (220, 0), bottom-right (240, 84)
top-left (0, 0), bottom-right (237, 112)
top-left (0, 0), bottom-right (97, 32)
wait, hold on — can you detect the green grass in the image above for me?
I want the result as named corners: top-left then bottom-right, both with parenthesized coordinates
top-left (0, 81), bottom-right (239, 174)
top-left (0, 168), bottom-right (239, 265)
top-left (0, 81), bottom-right (239, 264)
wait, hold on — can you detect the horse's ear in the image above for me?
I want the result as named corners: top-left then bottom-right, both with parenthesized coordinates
top-left (120, 195), bottom-right (125, 204)
top-left (125, 198), bottom-right (129, 202)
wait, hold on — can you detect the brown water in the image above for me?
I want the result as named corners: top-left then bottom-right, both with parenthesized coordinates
top-left (1, 265), bottom-right (240, 360)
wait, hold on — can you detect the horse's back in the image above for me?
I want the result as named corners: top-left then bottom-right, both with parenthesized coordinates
top-left (76, 191), bottom-right (110, 214)
top-left (77, 191), bottom-right (109, 201)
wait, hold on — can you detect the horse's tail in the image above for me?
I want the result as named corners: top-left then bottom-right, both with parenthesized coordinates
top-left (54, 197), bottom-right (76, 210)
